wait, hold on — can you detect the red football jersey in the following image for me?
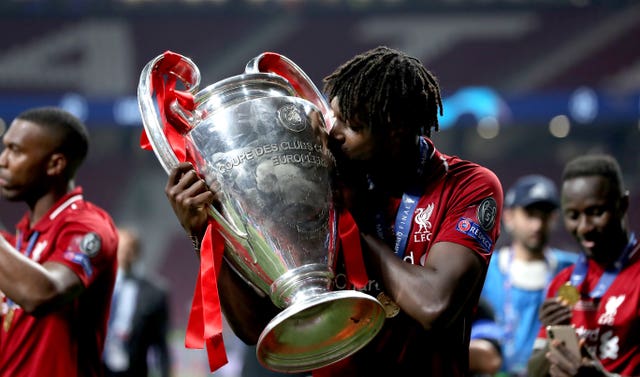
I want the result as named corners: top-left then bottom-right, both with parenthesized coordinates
top-left (316, 137), bottom-right (503, 376)
top-left (0, 187), bottom-right (118, 377)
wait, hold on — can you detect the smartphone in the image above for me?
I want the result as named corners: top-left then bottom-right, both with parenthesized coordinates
top-left (546, 325), bottom-right (581, 358)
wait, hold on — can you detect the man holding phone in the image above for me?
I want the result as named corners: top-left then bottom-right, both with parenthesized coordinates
top-left (527, 154), bottom-right (640, 377)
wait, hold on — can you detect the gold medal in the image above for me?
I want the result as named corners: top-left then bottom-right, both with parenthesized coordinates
top-left (3, 308), bottom-right (14, 332)
top-left (557, 282), bottom-right (580, 306)
top-left (377, 292), bottom-right (400, 318)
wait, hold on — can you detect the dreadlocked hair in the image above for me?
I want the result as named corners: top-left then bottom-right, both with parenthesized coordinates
top-left (322, 46), bottom-right (443, 137)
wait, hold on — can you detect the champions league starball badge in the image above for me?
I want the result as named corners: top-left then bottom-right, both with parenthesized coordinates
top-left (477, 197), bottom-right (498, 231)
top-left (277, 103), bottom-right (307, 132)
top-left (80, 232), bottom-right (101, 258)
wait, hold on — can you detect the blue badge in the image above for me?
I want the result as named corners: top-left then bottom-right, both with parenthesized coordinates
top-left (64, 251), bottom-right (94, 277)
top-left (456, 217), bottom-right (493, 254)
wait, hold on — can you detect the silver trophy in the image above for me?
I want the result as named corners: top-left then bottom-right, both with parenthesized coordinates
top-left (137, 51), bottom-right (385, 372)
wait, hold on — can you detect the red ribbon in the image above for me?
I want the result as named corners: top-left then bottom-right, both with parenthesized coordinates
top-left (338, 210), bottom-right (369, 289)
top-left (184, 222), bottom-right (228, 371)
top-left (140, 50), bottom-right (194, 162)
top-left (139, 50), bottom-right (228, 373)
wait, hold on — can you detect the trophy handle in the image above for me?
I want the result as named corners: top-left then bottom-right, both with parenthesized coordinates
top-left (137, 52), bottom-right (248, 240)
top-left (137, 53), bottom-right (200, 173)
top-left (245, 52), bottom-right (334, 132)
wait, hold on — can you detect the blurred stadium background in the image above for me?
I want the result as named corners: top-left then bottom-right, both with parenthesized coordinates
top-left (0, 0), bottom-right (638, 375)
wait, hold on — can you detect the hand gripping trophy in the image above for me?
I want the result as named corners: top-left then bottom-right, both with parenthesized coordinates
top-left (137, 51), bottom-right (385, 373)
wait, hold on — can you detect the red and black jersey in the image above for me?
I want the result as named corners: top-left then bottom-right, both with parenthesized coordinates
top-left (0, 187), bottom-right (118, 377)
top-left (536, 240), bottom-right (640, 376)
top-left (317, 138), bottom-right (503, 376)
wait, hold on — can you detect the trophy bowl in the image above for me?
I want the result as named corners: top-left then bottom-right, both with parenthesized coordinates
top-left (138, 51), bottom-right (385, 372)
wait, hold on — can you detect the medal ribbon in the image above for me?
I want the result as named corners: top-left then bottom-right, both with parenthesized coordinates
top-left (393, 194), bottom-right (420, 258)
top-left (139, 51), bottom-right (228, 372)
top-left (16, 230), bottom-right (40, 258)
top-left (5, 231), bottom-right (41, 309)
top-left (569, 232), bottom-right (637, 299)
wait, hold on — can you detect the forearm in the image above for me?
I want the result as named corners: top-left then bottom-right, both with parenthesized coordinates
top-left (0, 236), bottom-right (62, 311)
top-left (360, 234), bottom-right (442, 330)
top-left (218, 259), bottom-right (279, 344)
top-left (360, 235), bottom-right (483, 330)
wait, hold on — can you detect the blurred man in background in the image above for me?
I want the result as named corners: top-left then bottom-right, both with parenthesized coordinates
top-left (103, 226), bottom-right (172, 377)
top-left (481, 174), bottom-right (578, 376)
top-left (528, 154), bottom-right (640, 377)
top-left (0, 106), bottom-right (119, 376)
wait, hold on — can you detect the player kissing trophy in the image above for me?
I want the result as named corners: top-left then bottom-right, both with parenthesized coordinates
top-left (137, 51), bottom-right (385, 373)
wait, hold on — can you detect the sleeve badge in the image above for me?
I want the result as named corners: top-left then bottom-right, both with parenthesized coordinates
top-left (476, 197), bottom-right (497, 231)
top-left (80, 232), bottom-right (102, 258)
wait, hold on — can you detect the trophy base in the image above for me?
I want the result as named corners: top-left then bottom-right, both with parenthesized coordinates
top-left (256, 290), bottom-right (385, 373)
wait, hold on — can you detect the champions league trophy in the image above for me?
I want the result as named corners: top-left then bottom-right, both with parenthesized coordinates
top-left (137, 51), bottom-right (385, 372)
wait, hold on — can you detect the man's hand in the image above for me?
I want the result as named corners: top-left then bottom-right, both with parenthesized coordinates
top-left (547, 339), bottom-right (609, 377)
top-left (548, 339), bottom-right (582, 376)
top-left (540, 297), bottom-right (572, 327)
top-left (165, 162), bottom-right (217, 240)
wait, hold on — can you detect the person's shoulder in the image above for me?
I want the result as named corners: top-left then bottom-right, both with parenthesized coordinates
top-left (59, 195), bottom-right (116, 230)
top-left (467, 163), bottom-right (500, 187)
top-left (445, 155), bottom-right (500, 187)
top-left (448, 162), bottom-right (503, 209)
top-left (429, 143), bottom-right (503, 212)
top-left (550, 248), bottom-right (580, 268)
top-left (429, 141), bottom-right (499, 184)
top-left (79, 199), bottom-right (116, 221)
top-left (55, 198), bottom-right (118, 256)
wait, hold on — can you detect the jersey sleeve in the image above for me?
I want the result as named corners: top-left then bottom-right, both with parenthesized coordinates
top-left (433, 165), bottom-right (503, 265)
top-left (47, 212), bottom-right (118, 288)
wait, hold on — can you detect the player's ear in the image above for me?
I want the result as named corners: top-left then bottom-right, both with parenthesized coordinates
top-left (47, 152), bottom-right (67, 176)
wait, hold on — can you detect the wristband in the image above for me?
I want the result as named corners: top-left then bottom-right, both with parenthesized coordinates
top-left (190, 235), bottom-right (201, 253)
